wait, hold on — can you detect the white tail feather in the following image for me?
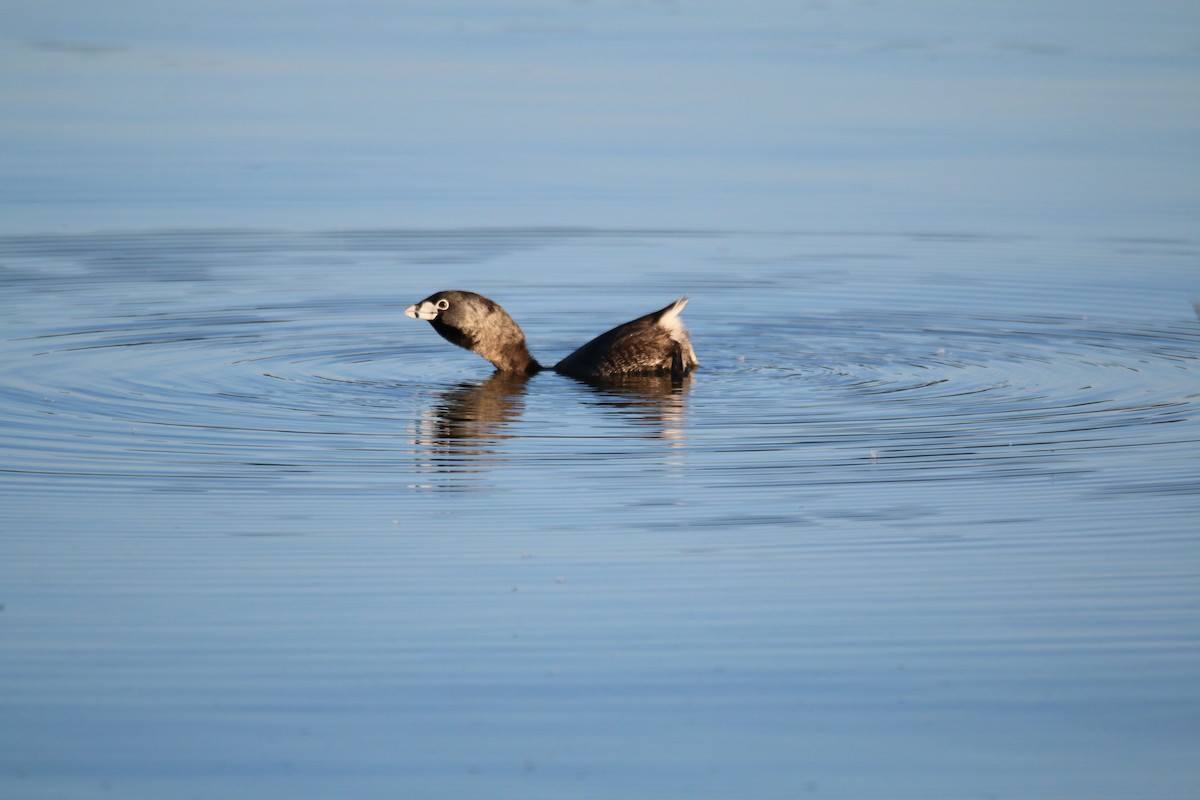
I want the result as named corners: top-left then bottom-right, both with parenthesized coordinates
top-left (659, 296), bottom-right (689, 340)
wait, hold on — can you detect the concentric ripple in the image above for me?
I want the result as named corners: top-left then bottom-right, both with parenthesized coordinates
top-left (2, 302), bottom-right (1196, 495)
top-left (1, 229), bottom-right (1198, 504)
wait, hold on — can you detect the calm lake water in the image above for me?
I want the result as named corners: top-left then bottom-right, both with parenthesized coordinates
top-left (3, 228), bottom-right (1198, 799)
top-left (3, 3), bottom-right (1200, 799)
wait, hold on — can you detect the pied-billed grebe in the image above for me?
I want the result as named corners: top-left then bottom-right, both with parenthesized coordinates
top-left (405, 291), bottom-right (698, 379)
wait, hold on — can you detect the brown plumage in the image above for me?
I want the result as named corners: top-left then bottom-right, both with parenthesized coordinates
top-left (404, 291), bottom-right (698, 380)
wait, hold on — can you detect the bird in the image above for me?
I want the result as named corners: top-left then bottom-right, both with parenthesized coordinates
top-left (405, 291), bottom-right (698, 380)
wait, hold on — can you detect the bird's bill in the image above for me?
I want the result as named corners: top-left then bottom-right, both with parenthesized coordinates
top-left (404, 301), bottom-right (440, 321)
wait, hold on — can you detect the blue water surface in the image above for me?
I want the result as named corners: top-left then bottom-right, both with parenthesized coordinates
top-left (2, 3), bottom-right (1199, 800)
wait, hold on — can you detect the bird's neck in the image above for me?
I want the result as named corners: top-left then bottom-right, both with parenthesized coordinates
top-left (476, 335), bottom-right (541, 374)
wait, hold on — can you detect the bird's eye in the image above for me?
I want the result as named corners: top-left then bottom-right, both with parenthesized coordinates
top-left (435, 299), bottom-right (450, 310)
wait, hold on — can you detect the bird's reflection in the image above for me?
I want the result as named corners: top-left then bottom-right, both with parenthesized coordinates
top-left (409, 371), bottom-right (691, 482)
top-left (573, 373), bottom-right (692, 442)
top-left (411, 372), bottom-right (529, 459)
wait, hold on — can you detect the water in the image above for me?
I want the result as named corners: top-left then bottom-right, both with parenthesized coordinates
top-left (3, 2), bottom-right (1200, 798)
top-left (2, 229), bottom-right (1198, 799)
top-left (4, 2), bottom-right (1199, 234)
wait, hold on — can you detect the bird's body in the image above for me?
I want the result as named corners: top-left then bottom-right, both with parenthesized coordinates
top-left (405, 291), bottom-right (697, 380)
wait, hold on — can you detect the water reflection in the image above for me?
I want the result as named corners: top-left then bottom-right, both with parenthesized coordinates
top-left (410, 373), bottom-right (530, 469)
top-left (576, 374), bottom-right (692, 442)
top-left (408, 372), bottom-right (692, 481)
